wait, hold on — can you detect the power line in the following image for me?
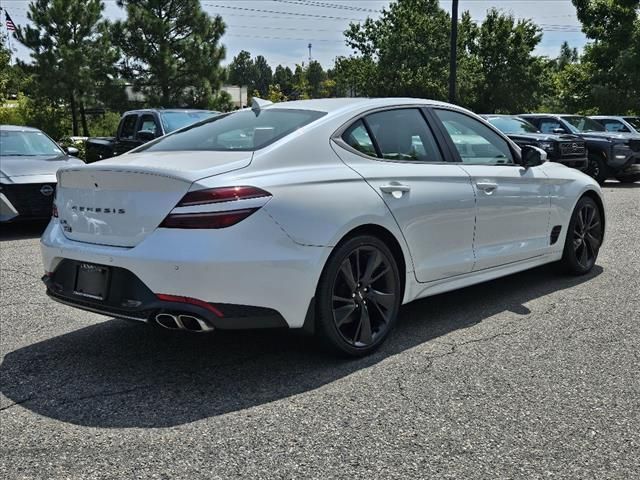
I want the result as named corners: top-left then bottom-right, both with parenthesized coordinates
top-left (270, 0), bottom-right (382, 13)
top-left (201, 2), bottom-right (366, 22)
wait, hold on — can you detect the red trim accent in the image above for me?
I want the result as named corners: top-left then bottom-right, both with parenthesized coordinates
top-left (156, 294), bottom-right (224, 317)
top-left (160, 208), bottom-right (258, 229)
top-left (178, 186), bottom-right (271, 207)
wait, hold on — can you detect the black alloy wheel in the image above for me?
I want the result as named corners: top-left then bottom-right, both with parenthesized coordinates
top-left (586, 153), bottom-right (608, 185)
top-left (561, 197), bottom-right (603, 275)
top-left (316, 235), bottom-right (401, 356)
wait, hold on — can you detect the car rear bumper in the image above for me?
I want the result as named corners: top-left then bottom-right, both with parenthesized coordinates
top-left (40, 213), bottom-right (331, 329)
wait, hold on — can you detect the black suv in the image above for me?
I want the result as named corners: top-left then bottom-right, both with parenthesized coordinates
top-left (483, 115), bottom-right (587, 171)
top-left (520, 114), bottom-right (640, 184)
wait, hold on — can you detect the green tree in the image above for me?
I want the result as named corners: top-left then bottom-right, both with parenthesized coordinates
top-left (469, 9), bottom-right (544, 113)
top-left (273, 65), bottom-right (294, 97)
top-left (253, 55), bottom-right (272, 97)
top-left (113, 0), bottom-right (226, 108)
top-left (306, 61), bottom-right (326, 98)
top-left (228, 50), bottom-right (255, 106)
top-left (17, 0), bottom-right (116, 135)
top-left (344, 0), bottom-right (451, 98)
top-left (0, 35), bottom-right (10, 103)
top-left (572, 0), bottom-right (640, 114)
top-left (292, 64), bottom-right (310, 99)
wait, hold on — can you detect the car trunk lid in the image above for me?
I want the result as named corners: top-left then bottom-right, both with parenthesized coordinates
top-left (56, 151), bottom-right (253, 247)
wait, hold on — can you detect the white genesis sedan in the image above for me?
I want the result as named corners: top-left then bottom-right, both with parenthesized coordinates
top-left (41, 98), bottom-right (605, 356)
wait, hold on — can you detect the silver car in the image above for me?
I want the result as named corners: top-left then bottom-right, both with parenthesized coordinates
top-left (1, 125), bottom-right (85, 222)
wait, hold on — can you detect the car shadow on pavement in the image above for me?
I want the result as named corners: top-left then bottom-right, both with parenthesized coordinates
top-left (0, 264), bottom-right (602, 428)
top-left (0, 221), bottom-right (49, 241)
top-left (603, 181), bottom-right (640, 188)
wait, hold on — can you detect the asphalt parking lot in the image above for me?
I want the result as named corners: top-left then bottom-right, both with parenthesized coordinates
top-left (1, 183), bottom-right (638, 479)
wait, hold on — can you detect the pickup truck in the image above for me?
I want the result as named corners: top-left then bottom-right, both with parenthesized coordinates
top-left (520, 114), bottom-right (640, 184)
top-left (85, 109), bottom-right (218, 163)
top-left (483, 115), bottom-right (587, 171)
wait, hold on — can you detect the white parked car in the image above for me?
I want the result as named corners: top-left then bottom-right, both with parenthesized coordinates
top-left (41, 98), bottom-right (605, 356)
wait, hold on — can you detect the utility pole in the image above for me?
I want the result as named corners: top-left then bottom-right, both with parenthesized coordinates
top-left (449, 0), bottom-right (459, 104)
top-left (308, 43), bottom-right (312, 63)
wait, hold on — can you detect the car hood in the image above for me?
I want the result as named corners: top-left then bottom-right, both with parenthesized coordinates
top-left (506, 133), bottom-right (582, 142)
top-left (578, 131), bottom-right (640, 142)
top-left (0, 155), bottom-right (84, 179)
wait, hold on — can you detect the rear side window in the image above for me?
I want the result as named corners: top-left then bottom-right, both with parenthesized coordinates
top-left (343, 120), bottom-right (377, 157)
top-left (119, 115), bottom-right (138, 140)
top-left (435, 109), bottom-right (514, 165)
top-left (139, 109), bottom-right (326, 152)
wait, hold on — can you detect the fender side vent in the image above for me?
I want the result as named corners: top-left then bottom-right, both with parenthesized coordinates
top-left (550, 225), bottom-right (562, 245)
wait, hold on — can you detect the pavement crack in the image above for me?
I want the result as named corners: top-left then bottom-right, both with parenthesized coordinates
top-left (0, 396), bottom-right (34, 412)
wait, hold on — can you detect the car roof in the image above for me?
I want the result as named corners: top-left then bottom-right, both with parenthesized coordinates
top-left (123, 109), bottom-right (218, 115)
top-left (590, 115), bottom-right (633, 119)
top-left (260, 97), bottom-right (453, 115)
top-left (0, 124), bottom-right (43, 132)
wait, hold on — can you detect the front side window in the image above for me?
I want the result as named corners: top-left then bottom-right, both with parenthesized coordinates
top-left (119, 115), bottom-right (138, 140)
top-left (0, 129), bottom-right (63, 157)
top-left (365, 109), bottom-right (443, 162)
top-left (601, 120), bottom-right (629, 132)
top-left (539, 119), bottom-right (566, 134)
top-left (137, 114), bottom-right (159, 137)
top-left (435, 109), bottom-right (513, 165)
top-left (140, 109), bottom-right (326, 152)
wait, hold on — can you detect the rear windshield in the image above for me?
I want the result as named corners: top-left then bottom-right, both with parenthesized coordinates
top-left (624, 117), bottom-right (640, 130)
top-left (160, 111), bottom-right (218, 133)
top-left (487, 117), bottom-right (539, 134)
top-left (140, 109), bottom-right (326, 152)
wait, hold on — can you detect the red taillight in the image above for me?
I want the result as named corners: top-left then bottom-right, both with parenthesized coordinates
top-left (156, 294), bottom-right (224, 317)
top-left (161, 186), bottom-right (270, 229)
top-left (177, 186), bottom-right (271, 207)
top-left (160, 208), bottom-right (258, 229)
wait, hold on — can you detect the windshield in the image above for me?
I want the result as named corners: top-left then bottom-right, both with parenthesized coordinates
top-left (624, 117), bottom-right (640, 130)
top-left (563, 116), bottom-right (606, 133)
top-left (0, 129), bottom-right (63, 156)
top-left (487, 117), bottom-right (539, 134)
top-left (160, 111), bottom-right (219, 133)
top-left (141, 109), bottom-right (326, 152)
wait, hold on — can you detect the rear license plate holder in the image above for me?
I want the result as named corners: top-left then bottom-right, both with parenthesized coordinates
top-left (74, 263), bottom-right (110, 301)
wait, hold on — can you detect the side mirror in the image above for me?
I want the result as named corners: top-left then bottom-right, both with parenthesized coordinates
top-left (137, 130), bottom-right (156, 142)
top-left (552, 128), bottom-right (565, 134)
top-left (65, 146), bottom-right (79, 156)
top-left (521, 145), bottom-right (548, 168)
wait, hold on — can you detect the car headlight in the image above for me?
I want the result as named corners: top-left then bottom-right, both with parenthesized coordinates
top-left (538, 141), bottom-right (555, 152)
top-left (613, 143), bottom-right (632, 160)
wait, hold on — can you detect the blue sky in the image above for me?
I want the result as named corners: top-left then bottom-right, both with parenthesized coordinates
top-left (2, 0), bottom-right (587, 68)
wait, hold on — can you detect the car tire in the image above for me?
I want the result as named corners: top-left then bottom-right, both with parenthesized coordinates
top-left (315, 235), bottom-right (402, 357)
top-left (560, 196), bottom-right (603, 275)
top-left (585, 153), bottom-right (609, 185)
top-left (615, 174), bottom-right (640, 184)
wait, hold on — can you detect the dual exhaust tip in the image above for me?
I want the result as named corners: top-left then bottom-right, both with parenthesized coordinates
top-left (155, 313), bottom-right (214, 333)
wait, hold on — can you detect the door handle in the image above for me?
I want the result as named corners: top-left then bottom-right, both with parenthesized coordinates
top-left (380, 184), bottom-right (411, 194)
top-left (476, 182), bottom-right (498, 192)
